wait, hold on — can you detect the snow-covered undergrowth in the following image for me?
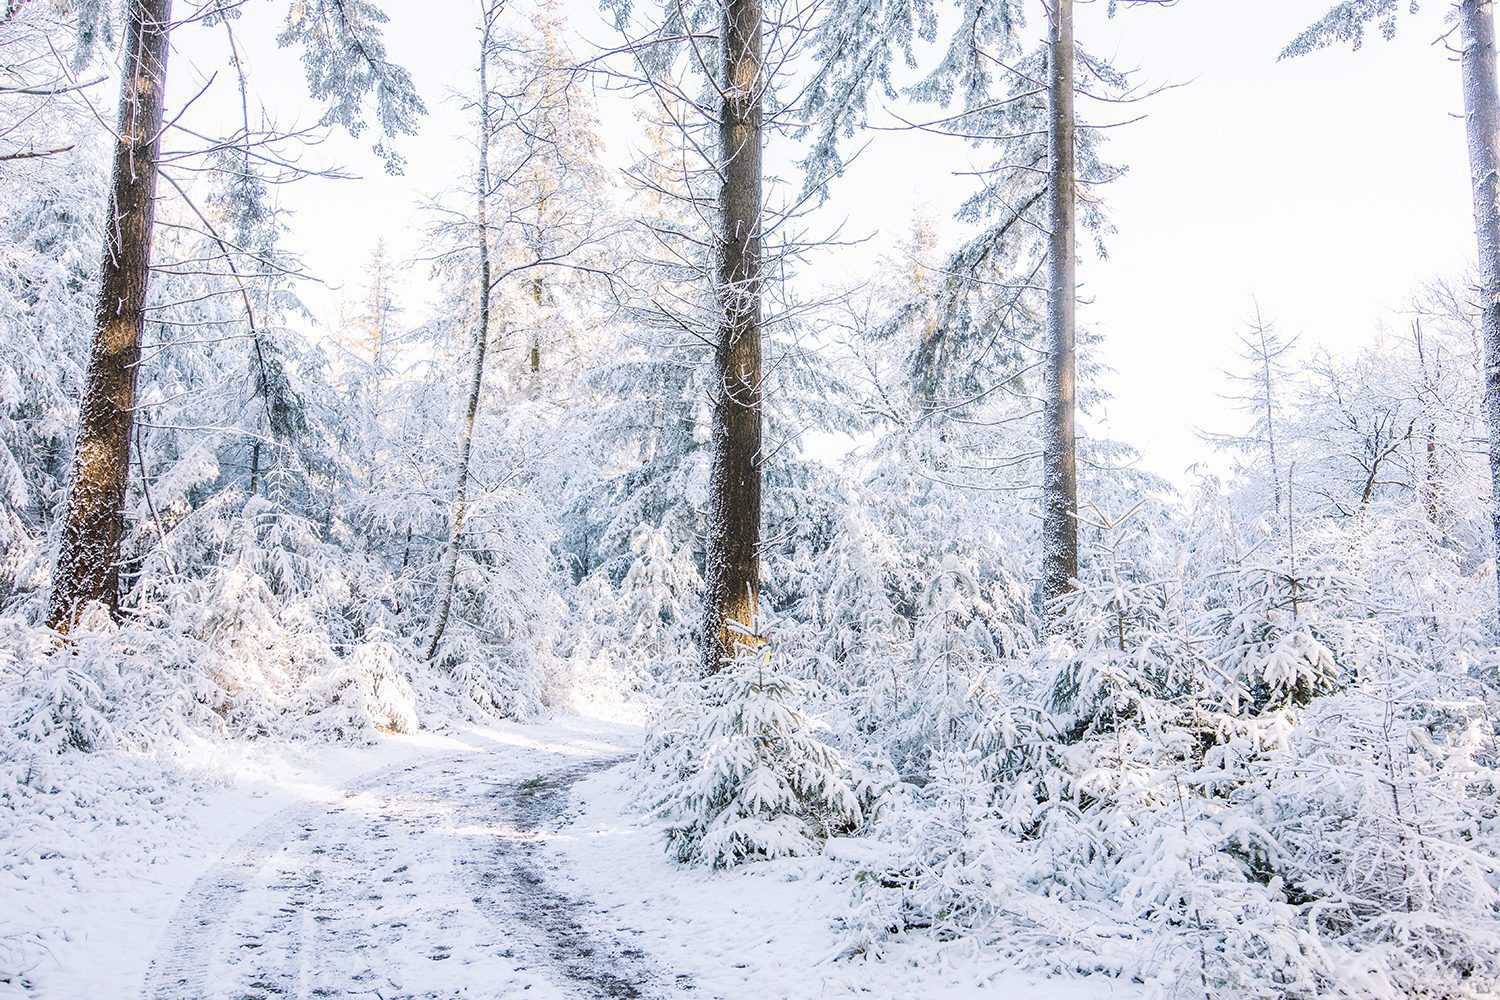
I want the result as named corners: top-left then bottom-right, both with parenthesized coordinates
top-left (0, 605), bottom-right (539, 993)
top-left (5, 1), bottom-right (1500, 996)
top-left (640, 500), bottom-right (1500, 998)
top-left (1, 751), bottom-right (188, 991)
top-left (554, 759), bottom-right (1147, 999)
top-left (640, 646), bottom-right (871, 868)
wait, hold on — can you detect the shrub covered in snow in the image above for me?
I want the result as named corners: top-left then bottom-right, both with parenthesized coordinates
top-left (640, 640), bottom-right (870, 868)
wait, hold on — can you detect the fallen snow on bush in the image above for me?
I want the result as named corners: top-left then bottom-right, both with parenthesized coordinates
top-left (547, 760), bottom-right (1146, 999)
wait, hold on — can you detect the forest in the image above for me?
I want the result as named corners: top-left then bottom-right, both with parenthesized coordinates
top-left (3, 0), bottom-right (1500, 997)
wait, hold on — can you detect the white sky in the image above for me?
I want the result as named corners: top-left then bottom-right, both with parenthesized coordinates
top-left (161, 0), bottom-right (1479, 483)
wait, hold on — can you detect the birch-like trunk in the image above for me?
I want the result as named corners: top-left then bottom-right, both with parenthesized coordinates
top-left (1460, 0), bottom-right (1500, 626)
top-left (701, 0), bottom-right (764, 672)
top-left (48, 0), bottom-right (172, 634)
top-left (1041, 0), bottom-right (1079, 624)
top-left (427, 13), bottom-right (497, 661)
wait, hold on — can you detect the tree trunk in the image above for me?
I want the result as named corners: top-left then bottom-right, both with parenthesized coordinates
top-left (1041, 0), bottom-right (1078, 624)
top-left (701, 0), bottom-right (763, 672)
top-left (48, 0), bottom-right (172, 635)
top-left (529, 275), bottom-right (542, 373)
top-left (1253, 307), bottom-right (1285, 524)
top-left (428, 8), bottom-right (497, 661)
top-left (1412, 321), bottom-right (1443, 529)
top-left (1460, 0), bottom-right (1500, 627)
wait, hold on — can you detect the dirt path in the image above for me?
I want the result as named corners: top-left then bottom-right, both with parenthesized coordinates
top-left (140, 747), bottom-right (680, 999)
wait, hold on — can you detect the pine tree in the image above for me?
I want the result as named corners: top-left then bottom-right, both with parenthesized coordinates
top-left (641, 640), bottom-right (867, 868)
top-left (48, 0), bottom-right (425, 634)
top-left (334, 242), bottom-right (403, 496)
top-left (602, 0), bottom-right (925, 671)
top-left (0, 6), bottom-right (101, 611)
top-left (498, 0), bottom-right (606, 377)
top-left (1287, 0), bottom-right (1500, 629)
top-left (1204, 304), bottom-right (1299, 531)
top-left (858, 3), bottom-right (1133, 626)
top-left (1459, 0), bottom-right (1500, 628)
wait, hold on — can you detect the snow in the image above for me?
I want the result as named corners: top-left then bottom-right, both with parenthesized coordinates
top-left (3, 713), bottom-right (1144, 999)
top-left (3, 716), bottom-right (632, 998)
top-left (5, 8), bottom-right (1500, 997)
top-left (546, 758), bottom-right (1144, 999)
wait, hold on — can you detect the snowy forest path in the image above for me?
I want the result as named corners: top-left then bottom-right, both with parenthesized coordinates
top-left (139, 730), bottom-right (680, 999)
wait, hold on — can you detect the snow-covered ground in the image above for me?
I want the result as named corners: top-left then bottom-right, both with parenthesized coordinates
top-left (3, 714), bottom-right (1138, 999)
top-left (549, 763), bottom-right (1145, 1000)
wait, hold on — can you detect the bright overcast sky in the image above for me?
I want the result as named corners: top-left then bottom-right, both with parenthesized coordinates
top-left (162, 0), bottom-right (1479, 483)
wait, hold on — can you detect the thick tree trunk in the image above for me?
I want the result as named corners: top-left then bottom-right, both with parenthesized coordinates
top-left (701, 0), bottom-right (763, 672)
top-left (1041, 0), bottom-right (1078, 624)
top-left (48, 0), bottom-right (172, 635)
top-left (1461, 0), bottom-right (1500, 627)
top-left (428, 13), bottom-right (497, 661)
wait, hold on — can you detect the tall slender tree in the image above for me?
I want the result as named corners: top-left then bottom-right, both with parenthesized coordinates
top-left (500, 0), bottom-right (606, 379)
top-left (47, 0), bottom-right (425, 634)
top-left (701, 0), bottom-right (765, 669)
top-left (603, 0), bottom-right (947, 671)
top-left (422, 0), bottom-right (610, 669)
top-left (1287, 0), bottom-right (1500, 625)
top-left (1041, 0), bottom-right (1079, 620)
top-left (1459, 0), bottom-right (1500, 622)
top-left (428, 0), bottom-right (501, 662)
top-left (1203, 304), bottom-right (1298, 530)
top-left (853, 1), bottom-right (1134, 623)
top-left (47, 0), bottom-right (172, 633)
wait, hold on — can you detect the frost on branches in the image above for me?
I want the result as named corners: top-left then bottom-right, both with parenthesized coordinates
top-left (640, 639), bottom-right (870, 869)
top-left (2, 1), bottom-right (1500, 997)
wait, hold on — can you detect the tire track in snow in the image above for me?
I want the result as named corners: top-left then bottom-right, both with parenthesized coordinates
top-left (140, 747), bottom-right (682, 999)
top-left (140, 753), bottom-right (468, 999)
top-left (459, 757), bottom-right (686, 999)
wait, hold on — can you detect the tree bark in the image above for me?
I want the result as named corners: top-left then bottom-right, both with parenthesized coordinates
top-left (1460, 0), bottom-right (1500, 627)
top-left (701, 0), bottom-right (763, 672)
top-left (428, 6), bottom-right (498, 661)
top-left (529, 275), bottom-right (542, 373)
top-left (1414, 319), bottom-right (1441, 528)
top-left (48, 0), bottom-right (172, 634)
top-left (1041, 0), bottom-right (1078, 624)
